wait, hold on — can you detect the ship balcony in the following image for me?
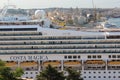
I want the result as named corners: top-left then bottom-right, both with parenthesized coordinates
top-left (5, 61), bottom-right (18, 70)
top-left (0, 31), bottom-right (40, 36)
top-left (108, 60), bottom-right (120, 70)
top-left (64, 60), bottom-right (82, 70)
top-left (20, 61), bottom-right (38, 71)
top-left (84, 60), bottom-right (106, 70)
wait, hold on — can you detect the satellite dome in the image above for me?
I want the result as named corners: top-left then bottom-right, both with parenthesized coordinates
top-left (35, 10), bottom-right (46, 19)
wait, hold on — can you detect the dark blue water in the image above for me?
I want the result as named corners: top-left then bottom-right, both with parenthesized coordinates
top-left (108, 18), bottom-right (120, 27)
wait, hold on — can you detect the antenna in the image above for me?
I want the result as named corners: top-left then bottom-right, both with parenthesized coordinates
top-left (92, 0), bottom-right (96, 21)
top-left (92, 0), bottom-right (95, 8)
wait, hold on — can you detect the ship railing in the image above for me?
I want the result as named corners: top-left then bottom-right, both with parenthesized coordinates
top-left (0, 37), bottom-right (119, 45)
top-left (0, 33), bottom-right (119, 42)
top-left (0, 44), bottom-right (119, 50)
top-left (11, 44), bottom-right (120, 49)
top-left (0, 31), bottom-right (41, 36)
top-left (108, 66), bottom-right (120, 70)
top-left (0, 49), bottom-right (120, 54)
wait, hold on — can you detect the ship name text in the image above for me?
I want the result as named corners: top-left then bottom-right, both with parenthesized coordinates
top-left (10, 56), bottom-right (48, 61)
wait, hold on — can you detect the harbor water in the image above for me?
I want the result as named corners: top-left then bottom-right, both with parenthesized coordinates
top-left (108, 18), bottom-right (120, 27)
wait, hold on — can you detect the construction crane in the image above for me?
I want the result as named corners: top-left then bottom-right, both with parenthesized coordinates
top-left (0, 5), bottom-right (16, 17)
top-left (0, 0), bottom-right (16, 17)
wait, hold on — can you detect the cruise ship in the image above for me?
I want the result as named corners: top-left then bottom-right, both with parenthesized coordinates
top-left (0, 10), bottom-right (120, 80)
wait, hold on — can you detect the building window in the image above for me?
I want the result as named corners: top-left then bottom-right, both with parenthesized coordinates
top-left (30, 72), bottom-right (32, 74)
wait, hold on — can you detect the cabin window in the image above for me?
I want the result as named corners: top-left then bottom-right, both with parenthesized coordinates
top-left (104, 76), bottom-right (106, 78)
top-left (0, 28), bottom-right (37, 31)
top-left (107, 35), bottom-right (120, 39)
top-left (0, 28), bottom-right (12, 31)
top-left (68, 56), bottom-right (72, 59)
top-left (14, 28), bottom-right (37, 31)
top-left (117, 55), bottom-right (120, 58)
top-left (109, 55), bottom-right (111, 58)
top-left (98, 55), bottom-right (101, 58)
top-left (93, 55), bottom-right (96, 58)
top-left (88, 55), bottom-right (91, 58)
top-left (78, 56), bottom-right (80, 58)
top-left (73, 56), bottom-right (77, 59)
top-left (112, 55), bottom-right (116, 58)
top-left (64, 56), bottom-right (67, 59)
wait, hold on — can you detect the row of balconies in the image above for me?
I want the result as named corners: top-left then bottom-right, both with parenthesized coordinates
top-left (0, 30), bottom-right (120, 41)
top-left (0, 31), bottom-right (41, 36)
top-left (0, 44), bottom-right (119, 50)
top-left (0, 40), bottom-right (119, 45)
top-left (0, 31), bottom-right (104, 40)
top-left (0, 49), bottom-right (120, 54)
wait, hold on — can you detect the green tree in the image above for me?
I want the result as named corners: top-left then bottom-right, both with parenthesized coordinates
top-left (0, 60), bottom-right (24, 80)
top-left (37, 65), bottom-right (65, 80)
top-left (66, 68), bottom-right (83, 80)
top-left (0, 67), bottom-right (17, 80)
top-left (13, 67), bottom-right (24, 79)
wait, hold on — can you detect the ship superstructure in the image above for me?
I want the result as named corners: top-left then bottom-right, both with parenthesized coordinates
top-left (0, 10), bottom-right (120, 80)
